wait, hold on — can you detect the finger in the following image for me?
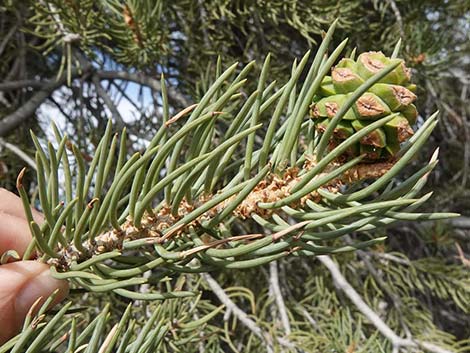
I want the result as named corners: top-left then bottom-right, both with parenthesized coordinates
top-left (0, 188), bottom-right (44, 224)
top-left (0, 212), bottom-right (33, 257)
top-left (0, 261), bottom-right (69, 344)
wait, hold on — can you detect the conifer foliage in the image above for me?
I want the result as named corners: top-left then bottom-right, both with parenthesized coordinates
top-left (0, 1), bottom-right (469, 352)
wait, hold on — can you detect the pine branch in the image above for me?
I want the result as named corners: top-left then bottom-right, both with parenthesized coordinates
top-left (1, 4), bottom-right (468, 352)
top-left (0, 287), bottom-right (225, 353)
top-left (7, 24), bottom-right (457, 305)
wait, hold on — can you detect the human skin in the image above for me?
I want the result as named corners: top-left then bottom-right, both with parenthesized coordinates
top-left (0, 188), bottom-right (69, 344)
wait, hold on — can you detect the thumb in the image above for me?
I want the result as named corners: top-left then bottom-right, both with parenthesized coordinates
top-left (0, 261), bottom-right (69, 344)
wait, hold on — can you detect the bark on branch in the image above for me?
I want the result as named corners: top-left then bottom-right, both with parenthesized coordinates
top-left (0, 69), bottom-right (190, 137)
top-left (202, 272), bottom-right (296, 352)
top-left (96, 71), bottom-right (190, 107)
top-left (0, 76), bottom-right (68, 137)
top-left (269, 261), bottom-right (292, 335)
top-left (318, 255), bottom-right (455, 353)
top-left (0, 80), bottom-right (45, 91)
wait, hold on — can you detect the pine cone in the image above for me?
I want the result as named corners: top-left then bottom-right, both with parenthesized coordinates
top-left (310, 51), bottom-right (417, 162)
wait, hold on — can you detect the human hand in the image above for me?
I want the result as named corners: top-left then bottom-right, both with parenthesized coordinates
top-left (0, 188), bottom-right (69, 344)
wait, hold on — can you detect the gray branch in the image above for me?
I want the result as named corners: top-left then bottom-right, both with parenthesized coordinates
top-left (448, 217), bottom-right (470, 229)
top-left (202, 272), bottom-right (275, 353)
top-left (269, 261), bottom-right (292, 335)
top-left (0, 23), bottom-right (18, 57)
top-left (0, 137), bottom-right (37, 170)
top-left (41, 1), bottom-right (80, 43)
top-left (388, 0), bottom-right (405, 39)
top-left (0, 80), bottom-right (46, 91)
top-left (92, 75), bottom-right (126, 130)
top-left (0, 76), bottom-right (67, 137)
top-left (96, 71), bottom-right (191, 107)
top-left (0, 67), bottom-right (191, 137)
top-left (318, 255), bottom-right (455, 353)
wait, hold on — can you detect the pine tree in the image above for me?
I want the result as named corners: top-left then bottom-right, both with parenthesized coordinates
top-left (0, 1), bottom-right (469, 352)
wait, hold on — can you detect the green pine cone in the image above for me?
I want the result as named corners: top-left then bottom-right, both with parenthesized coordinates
top-left (310, 50), bottom-right (417, 162)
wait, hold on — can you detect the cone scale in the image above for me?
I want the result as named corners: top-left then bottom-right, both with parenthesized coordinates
top-left (310, 51), bottom-right (417, 162)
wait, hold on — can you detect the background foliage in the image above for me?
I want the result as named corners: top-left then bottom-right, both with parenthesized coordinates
top-left (0, 0), bottom-right (469, 352)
